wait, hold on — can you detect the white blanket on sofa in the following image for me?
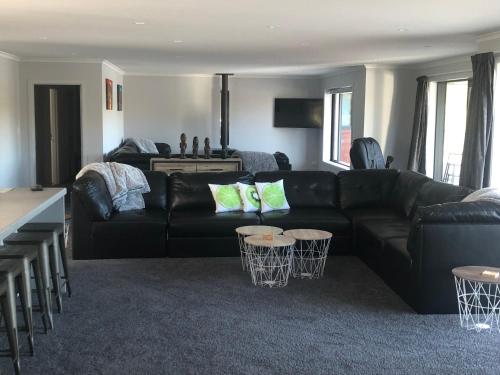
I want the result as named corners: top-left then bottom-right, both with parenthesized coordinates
top-left (76, 162), bottom-right (151, 211)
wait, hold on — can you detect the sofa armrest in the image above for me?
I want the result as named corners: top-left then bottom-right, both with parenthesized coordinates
top-left (408, 222), bottom-right (500, 313)
top-left (413, 201), bottom-right (500, 224)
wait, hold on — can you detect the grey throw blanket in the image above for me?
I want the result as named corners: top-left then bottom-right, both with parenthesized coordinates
top-left (130, 138), bottom-right (159, 154)
top-left (76, 162), bottom-right (151, 211)
top-left (232, 151), bottom-right (278, 174)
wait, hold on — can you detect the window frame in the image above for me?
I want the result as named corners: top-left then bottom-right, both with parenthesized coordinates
top-left (329, 87), bottom-right (353, 166)
top-left (432, 78), bottom-right (471, 182)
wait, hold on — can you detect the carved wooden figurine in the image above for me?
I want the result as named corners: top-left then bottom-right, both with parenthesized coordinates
top-left (192, 136), bottom-right (199, 159)
top-left (180, 133), bottom-right (187, 159)
top-left (204, 137), bottom-right (211, 159)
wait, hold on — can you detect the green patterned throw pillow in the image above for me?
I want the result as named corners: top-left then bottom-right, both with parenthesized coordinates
top-left (255, 179), bottom-right (290, 213)
top-left (208, 184), bottom-right (243, 213)
top-left (236, 182), bottom-right (261, 212)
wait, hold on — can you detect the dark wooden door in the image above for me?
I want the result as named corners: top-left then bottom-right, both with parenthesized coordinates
top-left (34, 85), bottom-right (81, 187)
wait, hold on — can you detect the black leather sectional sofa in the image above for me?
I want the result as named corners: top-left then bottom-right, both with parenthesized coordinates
top-left (72, 169), bottom-right (500, 314)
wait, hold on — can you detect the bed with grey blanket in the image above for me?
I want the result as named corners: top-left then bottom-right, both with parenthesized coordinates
top-left (76, 162), bottom-right (150, 211)
top-left (232, 151), bottom-right (278, 174)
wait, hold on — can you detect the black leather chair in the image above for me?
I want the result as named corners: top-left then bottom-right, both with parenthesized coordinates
top-left (350, 137), bottom-right (394, 169)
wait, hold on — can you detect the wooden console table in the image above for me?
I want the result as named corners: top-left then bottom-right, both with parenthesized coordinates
top-left (150, 157), bottom-right (242, 174)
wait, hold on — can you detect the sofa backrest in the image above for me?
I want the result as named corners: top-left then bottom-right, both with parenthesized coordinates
top-left (168, 171), bottom-right (254, 211)
top-left (390, 170), bottom-right (431, 217)
top-left (255, 171), bottom-right (338, 208)
top-left (72, 170), bottom-right (114, 220)
top-left (412, 180), bottom-right (472, 215)
top-left (143, 171), bottom-right (168, 210)
top-left (337, 169), bottom-right (400, 209)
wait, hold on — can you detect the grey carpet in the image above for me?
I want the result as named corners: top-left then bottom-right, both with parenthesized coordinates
top-left (2, 256), bottom-right (500, 375)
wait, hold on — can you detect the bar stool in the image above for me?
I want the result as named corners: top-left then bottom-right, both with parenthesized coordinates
top-left (0, 258), bottom-right (37, 375)
top-left (19, 222), bottom-right (72, 297)
top-left (4, 232), bottom-right (57, 328)
top-left (0, 245), bottom-right (52, 333)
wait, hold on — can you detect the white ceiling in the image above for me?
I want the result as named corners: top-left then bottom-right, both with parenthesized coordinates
top-left (1, 0), bottom-right (499, 75)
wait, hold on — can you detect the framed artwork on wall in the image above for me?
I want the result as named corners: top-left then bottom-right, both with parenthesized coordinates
top-left (117, 84), bottom-right (123, 111)
top-left (105, 79), bottom-right (113, 110)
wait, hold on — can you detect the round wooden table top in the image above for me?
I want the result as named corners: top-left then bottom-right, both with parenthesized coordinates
top-left (235, 225), bottom-right (283, 236)
top-left (244, 234), bottom-right (296, 248)
top-left (283, 229), bottom-right (332, 241)
top-left (452, 266), bottom-right (500, 284)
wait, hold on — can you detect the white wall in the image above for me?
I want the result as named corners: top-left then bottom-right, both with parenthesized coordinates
top-left (0, 54), bottom-right (22, 186)
top-left (19, 61), bottom-right (103, 183)
top-left (124, 75), bottom-right (322, 170)
top-left (363, 66), bottom-right (417, 170)
top-left (102, 63), bottom-right (124, 153)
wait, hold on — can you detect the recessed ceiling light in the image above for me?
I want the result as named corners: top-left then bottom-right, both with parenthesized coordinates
top-left (267, 25), bottom-right (280, 30)
top-left (134, 21), bottom-right (146, 25)
top-left (173, 40), bottom-right (184, 44)
top-left (39, 36), bottom-right (48, 40)
top-left (397, 28), bottom-right (409, 32)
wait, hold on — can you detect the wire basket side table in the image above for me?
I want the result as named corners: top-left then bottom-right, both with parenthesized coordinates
top-left (283, 229), bottom-right (332, 279)
top-left (235, 226), bottom-right (283, 271)
top-left (244, 235), bottom-right (295, 288)
top-left (452, 266), bottom-right (500, 333)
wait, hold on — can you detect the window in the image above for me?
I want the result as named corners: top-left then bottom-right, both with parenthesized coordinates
top-left (426, 79), bottom-right (471, 185)
top-left (330, 89), bottom-right (352, 166)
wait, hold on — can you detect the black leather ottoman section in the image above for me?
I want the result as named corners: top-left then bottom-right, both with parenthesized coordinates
top-left (355, 218), bottom-right (411, 273)
top-left (356, 219), bottom-right (411, 249)
top-left (168, 237), bottom-right (240, 257)
top-left (169, 211), bottom-right (260, 238)
top-left (380, 237), bottom-right (413, 303)
top-left (343, 208), bottom-right (402, 224)
top-left (90, 209), bottom-right (167, 259)
top-left (259, 208), bottom-right (352, 253)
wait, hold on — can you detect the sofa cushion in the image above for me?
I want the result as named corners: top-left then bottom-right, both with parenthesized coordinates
top-left (168, 172), bottom-right (254, 212)
top-left (391, 171), bottom-right (430, 217)
top-left (72, 171), bottom-right (113, 221)
top-left (356, 219), bottom-right (411, 249)
top-left (91, 208), bottom-right (167, 258)
top-left (259, 208), bottom-right (351, 233)
top-left (255, 171), bottom-right (338, 209)
top-left (337, 169), bottom-right (399, 209)
top-left (343, 208), bottom-right (403, 224)
top-left (383, 238), bottom-right (412, 270)
top-left (143, 171), bottom-right (168, 210)
top-left (169, 210), bottom-right (260, 237)
top-left (412, 180), bottom-right (472, 216)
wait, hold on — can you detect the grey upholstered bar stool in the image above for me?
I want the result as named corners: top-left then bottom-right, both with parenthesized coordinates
top-left (0, 245), bottom-right (51, 333)
top-left (0, 258), bottom-right (37, 375)
top-left (19, 222), bottom-right (72, 297)
top-left (3, 232), bottom-right (57, 328)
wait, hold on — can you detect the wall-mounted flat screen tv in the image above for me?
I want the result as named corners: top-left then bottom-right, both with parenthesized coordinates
top-left (274, 98), bottom-right (324, 128)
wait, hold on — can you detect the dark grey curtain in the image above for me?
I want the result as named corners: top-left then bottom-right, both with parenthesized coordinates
top-left (459, 52), bottom-right (496, 189)
top-left (407, 76), bottom-right (429, 173)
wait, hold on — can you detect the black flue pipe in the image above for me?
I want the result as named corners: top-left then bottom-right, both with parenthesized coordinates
top-left (216, 73), bottom-right (233, 158)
